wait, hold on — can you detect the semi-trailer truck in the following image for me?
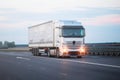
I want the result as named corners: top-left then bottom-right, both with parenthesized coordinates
top-left (28, 20), bottom-right (86, 58)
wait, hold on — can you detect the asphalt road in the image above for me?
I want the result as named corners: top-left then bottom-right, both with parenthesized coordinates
top-left (0, 52), bottom-right (120, 80)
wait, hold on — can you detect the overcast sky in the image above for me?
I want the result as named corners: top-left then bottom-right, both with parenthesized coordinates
top-left (0, 0), bottom-right (120, 44)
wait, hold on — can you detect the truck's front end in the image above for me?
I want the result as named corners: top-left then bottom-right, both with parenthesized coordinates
top-left (56, 20), bottom-right (86, 57)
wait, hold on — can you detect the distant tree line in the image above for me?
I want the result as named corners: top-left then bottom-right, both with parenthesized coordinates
top-left (0, 41), bottom-right (16, 49)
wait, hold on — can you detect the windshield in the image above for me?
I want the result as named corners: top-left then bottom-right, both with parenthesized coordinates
top-left (62, 28), bottom-right (85, 37)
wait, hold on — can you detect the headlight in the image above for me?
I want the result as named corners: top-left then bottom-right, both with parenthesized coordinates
top-left (63, 47), bottom-right (68, 53)
top-left (60, 46), bottom-right (68, 53)
top-left (79, 46), bottom-right (85, 53)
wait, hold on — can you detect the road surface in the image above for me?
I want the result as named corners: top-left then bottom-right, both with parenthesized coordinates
top-left (0, 52), bottom-right (120, 80)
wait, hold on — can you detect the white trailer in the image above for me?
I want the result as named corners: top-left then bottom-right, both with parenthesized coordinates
top-left (28, 20), bottom-right (86, 58)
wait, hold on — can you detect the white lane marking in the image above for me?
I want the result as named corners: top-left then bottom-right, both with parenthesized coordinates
top-left (61, 59), bottom-right (120, 69)
top-left (39, 57), bottom-right (120, 69)
top-left (16, 57), bottom-right (30, 60)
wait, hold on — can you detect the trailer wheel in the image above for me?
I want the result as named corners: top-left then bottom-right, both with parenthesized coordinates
top-left (35, 48), bottom-right (39, 56)
top-left (32, 48), bottom-right (36, 56)
top-left (32, 48), bottom-right (39, 56)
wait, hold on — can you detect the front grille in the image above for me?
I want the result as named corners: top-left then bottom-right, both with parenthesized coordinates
top-left (66, 41), bottom-right (81, 49)
top-left (69, 51), bottom-right (79, 55)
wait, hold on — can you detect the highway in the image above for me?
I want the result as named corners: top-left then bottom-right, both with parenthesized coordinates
top-left (0, 52), bottom-right (120, 80)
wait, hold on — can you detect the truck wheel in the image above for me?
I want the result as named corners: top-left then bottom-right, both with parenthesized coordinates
top-left (47, 50), bottom-right (51, 57)
top-left (36, 48), bottom-right (39, 56)
top-left (56, 53), bottom-right (60, 58)
top-left (32, 48), bottom-right (39, 56)
top-left (32, 48), bottom-right (36, 56)
top-left (33, 52), bottom-right (36, 56)
top-left (56, 49), bottom-right (61, 58)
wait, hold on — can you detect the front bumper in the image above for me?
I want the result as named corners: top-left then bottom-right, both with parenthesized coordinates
top-left (59, 46), bottom-right (86, 57)
top-left (62, 50), bottom-right (86, 57)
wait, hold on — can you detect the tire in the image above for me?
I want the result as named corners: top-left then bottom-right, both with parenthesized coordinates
top-left (32, 48), bottom-right (36, 56)
top-left (36, 48), bottom-right (39, 56)
top-left (47, 49), bottom-right (51, 57)
top-left (56, 49), bottom-right (61, 58)
top-left (32, 48), bottom-right (39, 56)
